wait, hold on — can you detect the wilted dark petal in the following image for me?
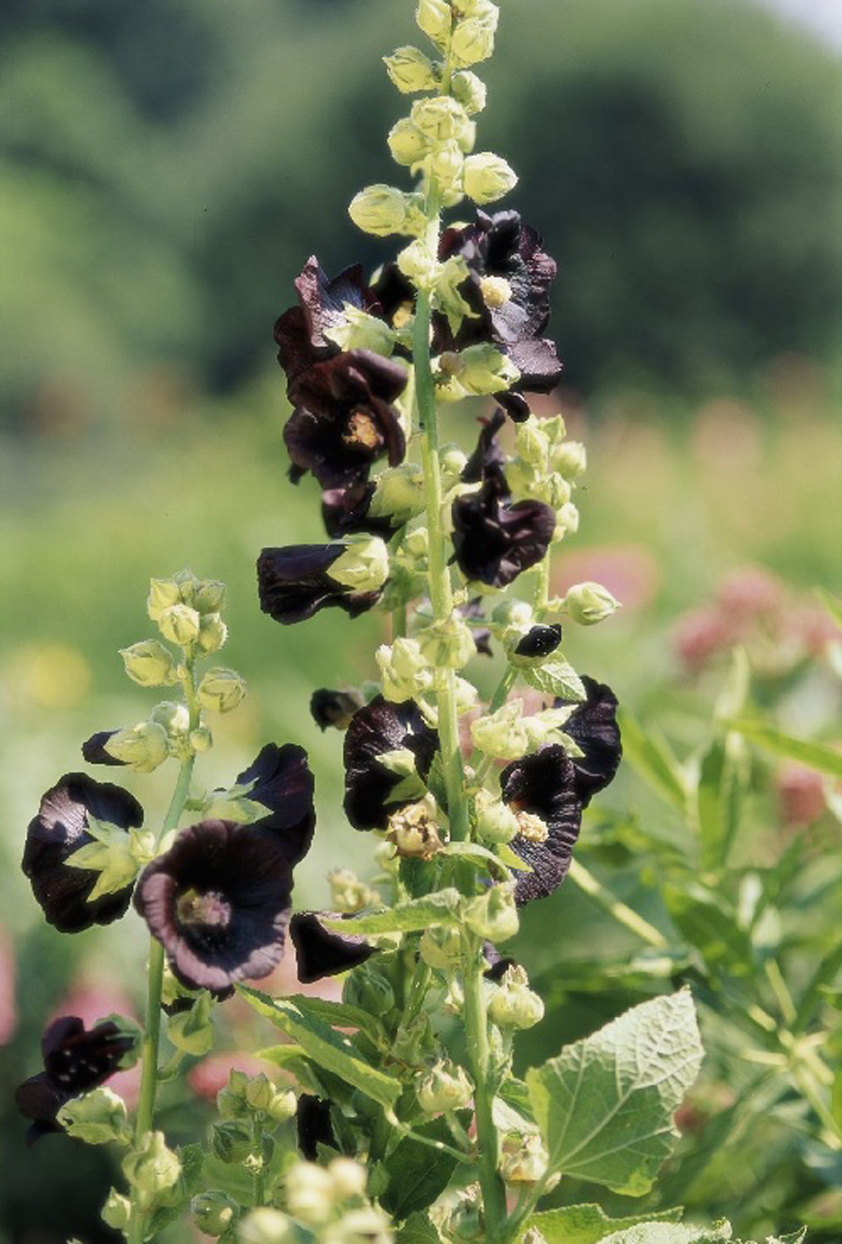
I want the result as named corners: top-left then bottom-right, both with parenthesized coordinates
top-left (22, 774), bottom-right (144, 933)
top-left (462, 408), bottom-right (509, 495)
top-left (289, 349), bottom-right (408, 418)
top-left (310, 689), bottom-right (365, 732)
top-left (515, 624), bottom-right (562, 659)
top-left (321, 483), bottom-right (399, 539)
top-left (294, 255), bottom-right (380, 351)
top-left (134, 820), bottom-right (296, 994)
top-left (81, 730), bottom-right (126, 766)
top-left (257, 545), bottom-right (381, 625)
top-left (297, 1094), bottom-right (337, 1160)
top-left (284, 389), bottom-right (406, 492)
top-left (290, 912), bottom-right (376, 983)
top-left (451, 485), bottom-right (555, 588)
top-left (274, 305), bottom-right (318, 390)
top-left (235, 744), bottom-right (316, 864)
top-left (344, 697), bottom-right (439, 830)
top-left (502, 746), bottom-right (584, 904)
top-left (556, 676), bottom-right (622, 806)
top-left (496, 390), bottom-right (532, 422)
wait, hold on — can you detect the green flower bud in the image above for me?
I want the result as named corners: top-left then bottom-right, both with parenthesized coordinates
top-left (388, 794), bottom-right (445, 860)
top-left (167, 990), bottom-right (214, 1056)
top-left (197, 667), bottom-right (247, 713)
top-left (439, 442), bottom-right (469, 485)
top-left (102, 1189), bottom-right (131, 1231)
top-left (473, 790), bottom-right (519, 844)
top-left (342, 963), bottom-right (395, 1016)
top-left (419, 923), bottom-right (462, 969)
top-left (328, 1157), bottom-right (369, 1201)
top-left (376, 636), bottom-right (434, 701)
top-left (451, 69), bottom-right (487, 114)
top-left (552, 439), bottom-right (587, 478)
top-left (244, 1074), bottom-right (296, 1122)
top-left (492, 599), bottom-right (534, 629)
top-left (411, 96), bottom-right (472, 148)
top-left (147, 576), bottom-right (184, 622)
top-left (463, 152), bottom-right (517, 204)
top-left (450, 9), bottom-right (498, 67)
top-left (396, 240), bottom-right (440, 289)
top-left (555, 501), bottom-right (580, 537)
top-left (430, 140), bottom-right (464, 189)
top-left (369, 464), bottom-right (426, 522)
top-left (324, 1207), bottom-right (394, 1244)
top-left (388, 118), bottom-right (430, 166)
top-left (285, 1161), bottom-right (338, 1225)
top-left (329, 535), bottom-right (390, 593)
top-left (438, 343), bottom-right (519, 397)
top-left (384, 45), bottom-right (439, 93)
top-left (415, 0), bottom-right (452, 44)
top-left (499, 1133), bottom-right (549, 1184)
top-left (329, 868), bottom-right (380, 914)
top-left (417, 612), bottom-right (476, 670)
top-left (217, 1068), bottom-right (251, 1120)
top-left (123, 1130), bottom-right (182, 1195)
top-left (563, 581), bottom-right (621, 625)
top-left (197, 612), bottom-right (228, 654)
top-left (193, 578), bottom-right (226, 614)
top-left (119, 640), bottom-right (177, 688)
top-left (192, 1190), bottom-right (240, 1236)
top-left (158, 603), bottom-right (201, 648)
top-left (470, 702), bottom-right (530, 760)
top-left (190, 725), bottom-right (214, 754)
top-left (104, 720), bottom-right (169, 772)
top-left (487, 965), bottom-right (545, 1029)
top-left (212, 1120), bottom-right (254, 1165)
top-left (324, 306), bottom-right (398, 356)
top-left (238, 1208), bottom-right (296, 1244)
top-left (515, 416), bottom-right (549, 466)
top-left (349, 185), bottom-right (409, 237)
top-left (57, 1086), bottom-right (131, 1146)
top-left (464, 884), bottom-right (519, 943)
top-left (416, 1060), bottom-right (474, 1113)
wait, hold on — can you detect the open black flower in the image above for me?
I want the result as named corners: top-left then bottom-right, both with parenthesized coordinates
top-left (257, 545), bottom-right (382, 624)
top-left (310, 689), bottom-right (365, 732)
top-left (452, 483), bottom-right (555, 588)
top-left (558, 676), bottom-right (622, 805)
top-left (234, 743), bottom-right (316, 861)
top-left (289, 912), bottom-right (376, 984)
top-left (344, 697), bottom-right (438, 830)
top-left (501, 746), bottom-right (584, 904)
top-left (15, 1016), bottom-right (136, 1145)
top-left (297, 1094), bottom-right (337, 1161)
top-left (22, 774), bottom-right (144, 933)
top-left (134, 819), bottom-right (305, 994)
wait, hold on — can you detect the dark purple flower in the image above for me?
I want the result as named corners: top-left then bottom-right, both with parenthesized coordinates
top-left (501, 746), bottom-right (584, 904)
top-left (515, 624), bottom-right (563, 659)
top-left (462, 408), bottom-right (509, 495)
top-left (15, 1016), bottom-right (136, 1145)
top-left (22, 774), bottom-right (144, 933)
top-left (297, 1093), bottom-right (337, 1160)
top-left (310, 689), bottom-right (365, 732)
top-left (289, 912), bottom-right (376, 984)
top-left (321, 481), bottom-right (400, 539)
top-left (451, 483), bottom-right (555, 588)
top-left (81, 730), bottom-right (125, 767)
top-left (257, 545), bottom-right (382, 624)
top-left (234, 743), bottom-right (316, 862)
top-left (134, 819), bottom-right (305, 994)
top-left (556, 676), bottom-right (622, 806)
top-left (344, 697), bottom-right (438, 830)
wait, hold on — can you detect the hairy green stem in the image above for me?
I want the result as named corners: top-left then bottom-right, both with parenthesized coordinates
top-left (462, 936), bottom-right (508, 1242)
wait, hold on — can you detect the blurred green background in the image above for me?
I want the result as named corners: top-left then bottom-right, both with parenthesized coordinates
top-left (0, 0), bottom-right (840, 1239)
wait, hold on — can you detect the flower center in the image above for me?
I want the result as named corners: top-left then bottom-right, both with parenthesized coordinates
top-left (513, 809), bottom-right (549, 843)
top-left (176, 887), bottom-right (232, 930)
top-left (344, 408), bottom-right (381, 451)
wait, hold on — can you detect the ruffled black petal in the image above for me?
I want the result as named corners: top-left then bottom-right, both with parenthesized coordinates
top-left (290, 912), bottom-right (376, 983)
top-left (257, 545), bottom-right (382, 624)
top-left (556, 676), bottom-right (622, 806)
top-left (22, 774), bottom-right (144, 933)
top-left (344, 697), bottom-right (438, 830)
top-left (234, 743), bottom-right (316, 864)
top-left (501, 746), bottom-right (583, 904)
top-left (451, 484), bottom-right (555, 588)
top-left (310, 689), bottom-right (364, 732)
top-left (321, 482), bottom-right (400, 539)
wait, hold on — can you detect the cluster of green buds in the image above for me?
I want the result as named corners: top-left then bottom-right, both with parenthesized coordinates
top-left (231, 1158), bottom-right (391, 1244)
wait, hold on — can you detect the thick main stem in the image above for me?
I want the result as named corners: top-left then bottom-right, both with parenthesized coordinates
top-left (463, 937), bottom-right (509, 1242)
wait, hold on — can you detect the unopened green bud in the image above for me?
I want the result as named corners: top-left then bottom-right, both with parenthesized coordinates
top-left (329, 868), bottom-right (380, 914)
top-left (439, 442), bottom-right (469, 485)
top-left (396, 240), bottom-right (439, 290)
top-left (104, 720), bottom-right (169, 772)
top-left (119, 640), bottom-right (177, 688)
top-left (324, 1207), bottom-right (394, 1244)
top-left (451, 69), bottom-right (487, 114)
top-left (102, 1189), bottom-right (131, 1231)
top-left (555, 501), bottom-right (579, 536)
top-left (238, 1208), bottom-right (295, 1244)
top-left (190, 725), bottom-right (213, 754)
top-left (325, 306), bottom-right (398, 356)
top-left (147, 576), bottom-right (183, 622)
top-left (465, 884), bottom-right (519, 942)
top-left (552, 439), bottom-right (587, 478)
top-left (217, 1068), bottom-right (250, 1120)
top-left (342, 964), bottom-right (395, 1016)
top-left (439, 343), bottom-right (519, 396)
top-left (376, 636), bottom-right (434, 701)
top-left (450, 8), bottom-right (499, 67)
top-left (349, 185), bottom-right (409, 237)
top-left (430, 140), bottom-right (465, 189)
top-left (244, 1074), bottom-right (296, 1122)
top-left (285, 1161), bottom-right (338, 1224)
top-left (416, 1060), bottom-right (474, 1113)
top-left (167, 989), bottom-right (214, 1056)
top-left (197, 667), bottom-right (247, 713)
top-left (369, 463), bottom-right (426, 522)
top-left (411, 96), bottom-right (473, 149)
top-left (487, 965), bottom-right (545, 1029)
top-left (419, 923), bottom-right (463, 969)
top-left (473, 790), bottom-right (519, 844)
top-left (329, 536), bottom-right (390, 593)
top-left (158, 603), bottom-right (201, 648)
top-left (192, 1190), bottom-right (240, 1236)
top-left (471, 702), bottom-right (530, 760)
top-left (417, 612), bottom-right (476, 670)
top-left (328, 1157), bottom-right (369, 1201)
top-left (499, 1133), bottom-right (549, 1184)
top-left (463, 153), bottom-right (517, 204)
top-left (564, 581), bottom-right (621, 625)
top-left (384, 45), bottom-right (439, 93)
top-left (193, 578), bottom-right (226, 614)
top-left (197, 612), bottom-right (228, 654)
top-left (212, 1120), bottom-right (253, 1164)
top-left (515, 417), bottom-right (549, 466)
top-left (415, 0), bottom-right (452, 44)
top-left (58, 1086), bottom-right (131, 1146)
top-left (388, 118), bottom-right (430, 166)
top-left (123, 1130), bottom-right (182, 1195)
top-left (492, 599), bottom-right (534, 629)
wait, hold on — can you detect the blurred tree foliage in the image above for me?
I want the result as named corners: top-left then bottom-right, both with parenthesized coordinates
top-left (1, 0), bottom-right (840, 430)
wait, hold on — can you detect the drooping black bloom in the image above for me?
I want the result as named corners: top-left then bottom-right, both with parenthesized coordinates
top-left (257, 545), bottom-right (382, 624)
top-left (515, 624), bottom-right (563, 659)
top-left (289, 912), bottom-right (376, 984)
top-left (451, 483), bottom-right (555, 588)
top-left (234, 743), bottom-right (316, 861)
top-left (559, 676), bottom-right (622, 805)
top-left (297, 1093), bottom-right (338, 1161)
top-left (310, 689), bottom-right (365, 732)
top-left (321, 482), bottom-right (400, 540)
top-left (134, 819), bottom-right (307, 994)
top-left (344, 697), bottom-right (438, 830)
top-left (462, 408), bottom-right (509, 495)
top-left (501, 747), bottom-right (584, 904)
top-left (22, 774), bottom-right (144, 933)
top-left (15, 1016), bottom-right (136, 1145)
top-left (81, 730), bottom-right (125, 766)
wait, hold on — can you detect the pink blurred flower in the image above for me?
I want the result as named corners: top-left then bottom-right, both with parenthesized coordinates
top-left (187, 1052), bottom-right (269, 1102)
top-left (672, 606), bottom-right (736, 671)
top-left (0, 925), bottom-right (16, 1046)
top-left (552, 544), bottom-right (659, 614)
top-left (776, 763), bottom-right (826, 828)
top-left (715, 566), bottom-right (783, 622)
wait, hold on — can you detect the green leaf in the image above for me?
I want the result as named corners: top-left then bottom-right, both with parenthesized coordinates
top-left (380, 1114), bottom-right (469, 1220)
top-left (526, 989), bottom-right (703, 1195)
top-left (395, 1212), bottom-right (442, 1244)
top-left (695, 733), bottom-right (747, 871)
top-left (446, 841), bottom-right (512, 880)
top-left (320, 889), bottom-right (462, 935)
top-left (617, 709), bottom-right (689, 815)
top-left (727, 719), bottom-right (842, 779)
top-left (523, 658), bottom-right (586, 701)
top-left (237, 987), bottom-right (401, 1107)
top-left (516, 1205), bottom-right (682, 1244)
top-left (662, 884), bottom-right (754, 975)
top-left (275, 993), bottom-right (384, 1034)
top-left (598, 1225), bottom-right (730, 1244)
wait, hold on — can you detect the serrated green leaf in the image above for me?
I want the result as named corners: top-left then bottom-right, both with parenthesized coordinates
top-left (395, 1211), bottom-right (443, 1244)
top-left (320, 888), bottom-right (462, 935)
top-left (727, 720), bottom-right (842, 779)
top-left (516, 1205), bottom-right (683, 1244)
top-left (380, 1114), bottom-right (469, 1220)
top-left (446, 841), bottom-right (512, 880)
top-left (523, 659), bottom-right (586, 701)
top-left (526, 990), bottom-right (703, 1196)
top-left (237, 987), bottom-right (400, 1107)
top-left (598, 1224), bottom-right (730, 1244)
top-left (617, 710), bottom-right (689, 815)
top-left (695, 734), bottom-right (747, 871)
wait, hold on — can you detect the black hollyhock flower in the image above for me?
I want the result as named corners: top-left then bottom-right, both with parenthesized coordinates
top-left (556, 676), bottom-right (622, 806)
top-left (134, 819), bottom-right (304, 994)
top-left (289, 912), bottom-right (376, 984)
top-left (234, 743), bottom-right (316, 863)
top-left (501, 746), bottom-right (584, 904)
top-left (22, 774), bottom-right (144, 933)
top-left (321, 481), bottom-right (400, 539)
top-left (310, 689), bottom-right (365, 732)
top-left (451, 483), bottom-right (555, 588)
top-left (81, 730), bottom-right (125, 766)
top-left (283, 349), bottom-right (408, 490)
top-left (15, 1016), bottom-right (136, 1145)
top-left (297, 1094), bottom-right (337, 1160)
top-left (515, 624), bottom-right (563, 659)
top-left (257, 545), bottom-right (382, 624)
top-left (344, 697), bottom-right (438, 830)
